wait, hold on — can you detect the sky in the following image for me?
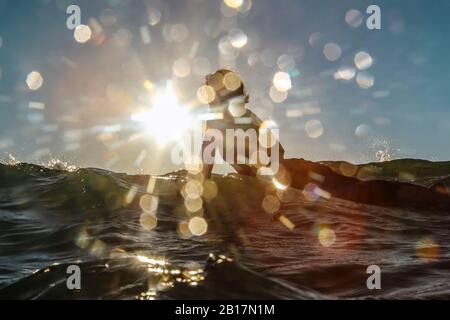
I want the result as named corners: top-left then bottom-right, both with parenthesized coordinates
top-left (0, 0), bottom-right (450, 174)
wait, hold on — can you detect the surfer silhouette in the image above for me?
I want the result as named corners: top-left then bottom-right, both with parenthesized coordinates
top-left (201, 69), bottom-right (285, 178)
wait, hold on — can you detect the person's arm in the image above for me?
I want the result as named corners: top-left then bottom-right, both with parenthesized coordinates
top-left (201, 121), bottom-right (215, 179)
top-left (201, 139), bottom-right (215, 179)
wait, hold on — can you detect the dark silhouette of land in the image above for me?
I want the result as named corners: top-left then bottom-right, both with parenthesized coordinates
top-left (281, 158), bottom-right (450, 210)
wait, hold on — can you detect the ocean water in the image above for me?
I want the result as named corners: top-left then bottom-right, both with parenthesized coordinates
top-left (0, 162), bottom-right (449, 299)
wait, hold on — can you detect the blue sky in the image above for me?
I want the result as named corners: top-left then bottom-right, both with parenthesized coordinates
top-left (0, 0), bottom-right (449, 173)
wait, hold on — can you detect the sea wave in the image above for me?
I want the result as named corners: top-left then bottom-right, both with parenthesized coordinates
top-left (0, 161), bottom-right (449, 299)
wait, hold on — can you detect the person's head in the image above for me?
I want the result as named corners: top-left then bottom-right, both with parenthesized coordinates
top-left (205, 69), bottom-right (249, 106)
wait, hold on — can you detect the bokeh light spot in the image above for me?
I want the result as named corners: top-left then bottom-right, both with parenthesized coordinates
top-left (173, 58), bottom-right (191, 78)
top-left (318, 227), bottom-right (336, 247)
top-left (202, 180), bottom-right (218, 200)
top-left (184, 196), bottom-right (203, 213)
top-left (197, 85), bottom-right (216, 104)
top-left (228, 97), bottom-right (247, 117)
top-left (305, 119), bottom-right (323, 138)
top-left (147, 7), bottom-right (162, 26)
top-left (74, 24), bottom-right (92, 43)
top-left (177, 221), bottom-right (192, 239)
top-left (184, 180), bottom-right (204, 199)
top-left (355, 124), bottom-right (372, 139)
top-left (229, 29), bottom-right (248, 48)
top-left (345, 9), bottom-right (363, 28)
top-left (354, 51), bottom-right (373, 70)
top-left (26, 71), bottom-right (43, 91)
top-left (277, 54), bottom-right (296, 72)
top-left (356, 72), bottom-right (375, 89)
top-left (139, 194), bottom-right (159, 214)
top-left (224, 0), bottom-right (244, 9)
top-left (188, 217), bottom-right (208, 236)
top-left (323, 42), bottom-right (342, 61)
top-left (140, 213), bottom-right (158, 231)
top-left (269, 86), bottom-right (288, 103)
top-left (262, 194), bottom-right (280, 214)
top-left (273, 72), bottom-right (292, 92)
top-left (416, 238), bottom-right (440, 262)
top-left (335, 66), bottom-right (356, 80)
top-left (223, 72), bottom-right (242, 91)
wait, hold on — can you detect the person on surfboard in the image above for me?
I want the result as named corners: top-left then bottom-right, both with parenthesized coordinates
top-left (200, 69), bottom-right (285, 179)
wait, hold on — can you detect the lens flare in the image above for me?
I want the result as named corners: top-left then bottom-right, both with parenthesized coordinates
top-left (273, 178), bottom-right (288, 190)
top-left (131, 81), bottom-right (194, 146)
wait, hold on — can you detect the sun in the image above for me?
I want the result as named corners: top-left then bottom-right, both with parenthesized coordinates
top-left (132, 81), bottom-right (194, 146)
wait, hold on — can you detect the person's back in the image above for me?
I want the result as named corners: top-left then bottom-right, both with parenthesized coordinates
top-left (201, 69), bottom-right (285, 177)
